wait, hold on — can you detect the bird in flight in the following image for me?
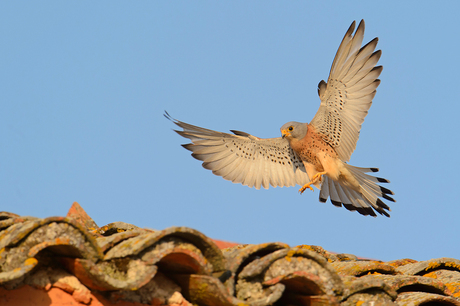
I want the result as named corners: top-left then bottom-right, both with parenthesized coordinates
top-left (166, 20), bottom-right (395, 217)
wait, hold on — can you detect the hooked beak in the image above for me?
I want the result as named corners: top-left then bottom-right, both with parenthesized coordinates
top-left (281, 129), bottom-right (290, 139)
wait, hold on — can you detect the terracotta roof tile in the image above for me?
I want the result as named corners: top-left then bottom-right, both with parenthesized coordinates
top-left (1, 202), bottom-right (460, 305)
top-left (332, 260), bottom-right (400, 277)
top-left (396, 292), bottom-right (460, 306)
top-left (396, 257), bottom-right (460, 276)
top-left (341, 275), bottom-right (397, 305)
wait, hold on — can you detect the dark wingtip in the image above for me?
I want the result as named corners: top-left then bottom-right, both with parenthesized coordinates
top-left (370, 168), bottom-right (379, 172)
top-left (164, 110), bottom-right (172, 120)
top-left (348, 20), bottom-right (356, 34)
top-left (181, 144), bottom-right (193, 151)
top-left (319, 197), bottom-right (327, 203)
top-left (373, 64), bottom-right (383, 73)
top-left (377, 177), bottom-right (390, 183)
top-left (164, 111), bottom-right (181, 125)
top-left (357, 19), bottom-right (365, 30)
top-left (175, 130), bottom-right (187, 137)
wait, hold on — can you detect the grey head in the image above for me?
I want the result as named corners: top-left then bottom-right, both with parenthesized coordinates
top-left (280, 121), bottom-right (308, 140)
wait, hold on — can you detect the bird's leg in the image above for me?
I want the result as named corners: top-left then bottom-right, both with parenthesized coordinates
top-left (311, 171), bottom-right (327, 183)
top-left (299, 183), bottom-right (314, 193)
top-left (298, 171), bottom-right (327, 194)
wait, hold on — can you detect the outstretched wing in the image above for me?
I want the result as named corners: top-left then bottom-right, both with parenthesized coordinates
top-left (165, 113), bottom-right (310, 190)
top-left (310, 20), bottom-right (382, 162)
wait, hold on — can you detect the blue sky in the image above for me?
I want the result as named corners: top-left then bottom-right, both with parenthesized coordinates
top-left (1, 2), bottom-right (459, 261)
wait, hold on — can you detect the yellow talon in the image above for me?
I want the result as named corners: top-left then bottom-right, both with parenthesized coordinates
top-left (299, 172), bottom-right (327, 194)
top-left (299, 184), bottom-right (314, 194)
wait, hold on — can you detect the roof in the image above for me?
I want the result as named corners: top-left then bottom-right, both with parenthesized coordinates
top-left (1, 202), bottom-right (460, 306)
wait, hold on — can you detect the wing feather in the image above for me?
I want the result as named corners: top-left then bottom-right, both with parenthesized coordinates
top-left (310, 20), bottom-right (382, 162)
top-left (166, 114), bottom-right (311, 190)
top-left (329, 21), bottom-right (357, 79)
top-left (346, 84), bottom-right (378, 99)
top-left (340, 41), bottom-right (380, 82)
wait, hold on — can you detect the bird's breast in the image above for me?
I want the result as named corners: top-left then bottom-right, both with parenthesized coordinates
top-left (289, 125), bottom-right (338, 169)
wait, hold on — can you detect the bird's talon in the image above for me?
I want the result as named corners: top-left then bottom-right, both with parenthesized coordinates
top-left (299, 184), bottom-right (314, 194)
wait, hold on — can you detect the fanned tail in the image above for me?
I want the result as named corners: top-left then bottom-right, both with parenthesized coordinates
top-left (319, 164), bottom-right (395, 217)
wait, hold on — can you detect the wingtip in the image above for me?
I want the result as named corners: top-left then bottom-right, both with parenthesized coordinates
top-left (164, 110), bottom-right (176, 122)
top-left (181, 143), bottom-right (194, 152)
top-left (346, 20), bottom-right (356, 36)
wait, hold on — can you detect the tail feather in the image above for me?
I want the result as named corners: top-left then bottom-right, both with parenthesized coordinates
top-left (329, 179), bottom-right (344, 207)
top-left (344, 187), bottom-right (377, 217)
top-left (319, 164), bottom-right (394, 217)
top-left (333, 179), bottom-right (352, 207)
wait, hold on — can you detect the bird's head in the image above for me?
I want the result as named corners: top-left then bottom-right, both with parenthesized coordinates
top-left (280, 121), bottom-right (308, 141)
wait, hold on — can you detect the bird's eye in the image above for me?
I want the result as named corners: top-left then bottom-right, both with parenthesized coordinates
top-left (288, 126), bottom-right (293, 131)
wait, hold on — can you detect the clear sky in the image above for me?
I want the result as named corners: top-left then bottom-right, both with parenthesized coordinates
top-left (1, 2), bottom-right (459, 261)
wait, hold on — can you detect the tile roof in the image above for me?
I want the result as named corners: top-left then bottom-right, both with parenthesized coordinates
top-left (1, 202), bottom-right (460, 306)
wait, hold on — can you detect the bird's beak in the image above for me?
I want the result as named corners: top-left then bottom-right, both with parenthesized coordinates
top-left (281, 129), bottom-right (290, 139)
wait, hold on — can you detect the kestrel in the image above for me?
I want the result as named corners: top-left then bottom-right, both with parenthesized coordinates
top-left (166, 20), bottom-right (395, 217)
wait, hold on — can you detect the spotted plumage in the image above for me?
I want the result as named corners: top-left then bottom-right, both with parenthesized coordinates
top-left (166, 20), bottom-right (395, 217)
